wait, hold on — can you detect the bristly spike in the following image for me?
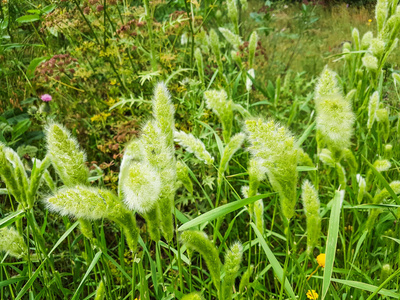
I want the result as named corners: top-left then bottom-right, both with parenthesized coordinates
top-left (0, 227), bottom-right (28, 259)
top-left (153, 82), bottom-right (175, 148)
top-left (222, 241), bottom-right (243, 299)
top-left (245, 118), bottom-right (299, 220)
top-left (181, 231), bottom-right (221, 291)
top-left (174, 131), bottom-right (214, 165)
top-left (301, 180), bottom-right (321, 255)
top-left (45, 122), bottom-right (89, 186)
top-left (121, 161), bottom-right (161, 214)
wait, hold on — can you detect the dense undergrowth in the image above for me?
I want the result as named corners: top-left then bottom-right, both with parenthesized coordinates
top-left (1, 0), bottom-right (400, 299)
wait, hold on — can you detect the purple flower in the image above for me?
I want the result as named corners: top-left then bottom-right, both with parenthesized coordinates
top-left (40, 94), bottom-right (52, 102)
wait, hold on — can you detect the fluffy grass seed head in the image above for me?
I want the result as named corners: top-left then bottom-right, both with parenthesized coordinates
top-left (204, 89), bottom-right (233, 142)
top-left (368, 91), bottom-right (380, 129)
top-left (174, 130), bottom-right (214, 165)
top-left (302, 180), bottom-right (321, 253)
top-left (141, 120), bottom-right (175, 170)
top-left (194, 48), bottom-right (204, 82)
top-left (219, 27), bottom-right (242, 49)
top-left (315, 67), bottom-right (340, 98)
top-left (361, 31), bottom-right (373, 49)
top-left (176, 161), bottom-right (193, 194)
top-left (181, 231), bottom-right (221, 291)
top-left (362, 53), bottom-right (379, 71)
top-left (248, 31), bottom-right (258, 69)
top-left (209, 29), bottom-right (221, 61)
top-left (356, 174), bottom-right (366, 204)
top-left (315, 68), bottom-right (355, 153)
top-left (352, 28), bottom-right (360, 50)
top-left (182, 293), bottom-right (203, 300)
top-left (222, 241), bottom-right (243, 299)
top-left (370, 38), bottom-right (386, 57)
top-left (45, 122), bottom-right (89, 186)
top-left (46, 185), bottom-right (122, 220)
top-left (246, 69), bottom-right (255, 92)
top-left (373, 159), bottom-right (391, 172)
top-left (226, 0), bottom-right (239, 31)
top-left (122, 161), bottom-right (161, 213)
top-left (219, 133), bottom-right (245, 175)
top-left (245, 118), bottom-right (298, 220)
top-left (152, 82), bottom-right (175, 146)
top-left (0, 227), bottom-right (28, 259)
top-left (376, 0), bottom-right (389, 33)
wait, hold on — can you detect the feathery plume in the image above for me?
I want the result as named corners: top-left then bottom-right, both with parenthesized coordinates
top-left (204, 89), bottom-right (233, 142)
top-left (222, 242), bottom-right (243, 299)
top-left (302, 180), bottom-right (321, 254)
top-left (174, 130), bottom-right (214, 165)
top-left (0, 227), bottom-right (28, 259)
top-left (245, 119), bottom-right (299, 220)
top-left (121, 161), bottom-right (162, 214)
top-left (314, 67), bottom-right (355, 157)
top-left (218, 133), bottom-right (245, 186)
top-left (181, 231), bottom-right (221, 291)
top-left (367, 91), bottom-right (380, 130)
top-left (248, 31), bottom-right (258, 69)
top-left (45, 122), bottom-right (89, 186)
top-left (219, 27), bottom-right (242, 50)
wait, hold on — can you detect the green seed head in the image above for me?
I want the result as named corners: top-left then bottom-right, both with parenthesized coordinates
top-left (122, 161), bottom-right (162, 213)
top-left (219, 27), bottom-right (242, 50)
top-left (0, 227), bottom-right (28, 259)
top-left (362, 53), bottom-right (379, 71)
top-left (361, 31), bottom-right (374, 49)
top-left (45, 122), bottom-right (89, 186)
top-left (174, 130), bottom-right (214, 165)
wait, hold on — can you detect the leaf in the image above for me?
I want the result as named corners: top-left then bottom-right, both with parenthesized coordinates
top-left (71, 251), bottom-right (102, 300)
top-left (41, 4), bottom-right (56, 14)
top-left (315, 276), bottom-right (400, 298)
top-left (250, 223), bottom-right (297, 300)
top-left (16, 15), bottom-right (40, 23)
top-left (0, 211), bottom-right (24, 228)
top-left (322, 190), bottom-right (344, 300)
top-left (178, 193), bottom-right (273, 231)
top-left (26, 57), bottom-right (47, 79)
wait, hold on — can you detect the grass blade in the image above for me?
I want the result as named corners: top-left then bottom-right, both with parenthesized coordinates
top-left (322, 190), bottom-right (344, 300)
top-left (178, 193), bottom-right (273, 231)
top-left (71, 251), bottom-right (102, 300)
top-left (250, 223), bottom-right (297, 300)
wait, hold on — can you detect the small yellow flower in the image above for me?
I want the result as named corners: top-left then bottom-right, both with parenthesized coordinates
top-left (306, 289), bottom-right (319, 299)
top-left (317, 253), bottom-right (326, 268)
top-left (368, 19), bottom-right (372, 23)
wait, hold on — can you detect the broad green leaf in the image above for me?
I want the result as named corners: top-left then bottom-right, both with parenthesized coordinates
top-left (16, 15), bottom-right (40, 23)
top-left (26, 57), bottom-right (47, 79)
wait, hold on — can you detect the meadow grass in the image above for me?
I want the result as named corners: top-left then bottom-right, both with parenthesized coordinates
top-left (1, 0), bottom-right (400, 299)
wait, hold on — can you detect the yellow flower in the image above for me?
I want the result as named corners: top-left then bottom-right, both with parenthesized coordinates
top-left (306, 290), bottom-right (319, 299)
top-left (317, 253), bottom-right (326, 268)
top-left (91, 112), bottom-right (111, 123)
top-left (368, 19), bottom-right (372, 23)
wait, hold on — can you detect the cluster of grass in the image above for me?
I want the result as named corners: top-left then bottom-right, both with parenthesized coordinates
top-left (1, 0), bottom-right (400, 299)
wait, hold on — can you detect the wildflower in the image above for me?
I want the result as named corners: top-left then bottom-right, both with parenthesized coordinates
top-left (40, 94), bottom-right (52, 102)
top-left (368, 19), bottom-right (372, 26)
top-left (306, 290), bottom-right (319, 299)
top-left (317, 253), bottom-right (326, 267)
